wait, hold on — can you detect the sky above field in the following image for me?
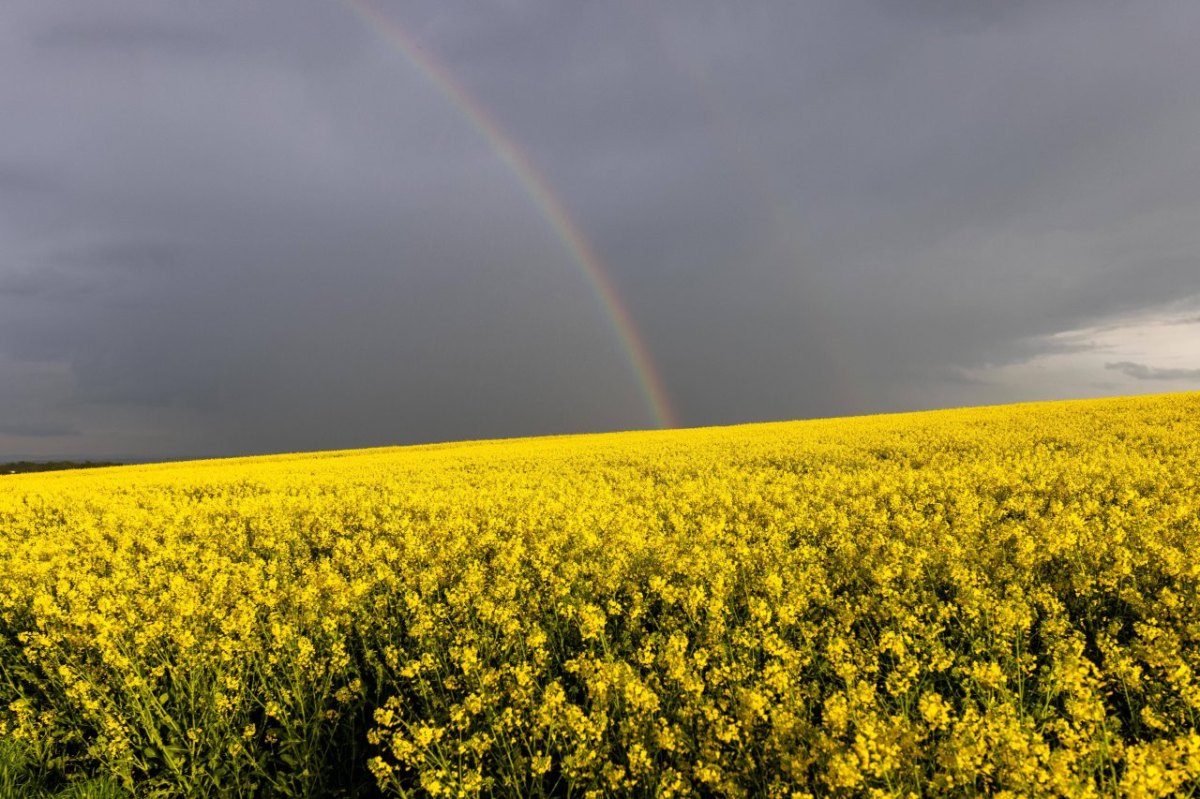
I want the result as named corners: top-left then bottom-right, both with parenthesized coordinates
top-left (2, 1), bottom-right (1200, 460)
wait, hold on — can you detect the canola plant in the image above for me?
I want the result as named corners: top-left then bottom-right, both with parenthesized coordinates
top-left (2, 393), bottom-right (1199, 798)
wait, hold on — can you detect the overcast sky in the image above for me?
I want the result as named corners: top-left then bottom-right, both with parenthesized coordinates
top-left (2, 1), bottom-right (1199, 460)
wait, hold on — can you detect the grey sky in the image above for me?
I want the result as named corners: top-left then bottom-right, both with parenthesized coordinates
top-left (2, 0), bottom-right (1199, 460)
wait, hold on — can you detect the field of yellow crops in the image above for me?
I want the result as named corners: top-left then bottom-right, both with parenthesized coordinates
top-left (2, 393), bottom-right (1199, 798)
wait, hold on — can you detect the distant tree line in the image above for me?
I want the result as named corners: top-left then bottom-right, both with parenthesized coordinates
top-left (1, 461), bottom-right (121, 475)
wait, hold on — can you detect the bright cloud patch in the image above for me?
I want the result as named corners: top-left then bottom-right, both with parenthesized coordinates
top-left (969, 298), bottom-right (1200, 397)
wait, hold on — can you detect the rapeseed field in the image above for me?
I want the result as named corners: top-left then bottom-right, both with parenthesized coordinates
top-left (2, 393), bottom-right (1199, 798)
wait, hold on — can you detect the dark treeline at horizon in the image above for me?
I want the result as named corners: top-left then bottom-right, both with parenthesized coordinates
top-left (1, 461), bottom-right (122, 475)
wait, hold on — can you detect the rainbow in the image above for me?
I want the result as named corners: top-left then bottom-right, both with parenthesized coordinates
top-left (342, 0), bottom-right (678, 429)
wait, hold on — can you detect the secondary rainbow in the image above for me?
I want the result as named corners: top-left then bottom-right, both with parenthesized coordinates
top-left (342, 0), bottom-right (678, 429)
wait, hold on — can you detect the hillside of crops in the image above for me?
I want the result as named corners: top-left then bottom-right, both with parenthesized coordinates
top-left (2, 393), bottom-right (1199, 797)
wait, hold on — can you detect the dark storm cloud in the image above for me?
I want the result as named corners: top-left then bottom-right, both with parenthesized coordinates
top-left (35, 20), bottom-right (231, 55)
top-left (2, 0), bottom-right (1199, 459)
top-left (0, 422), bottom-right (79, 438)
top-left (873, 0), bottom-right (1049, 30)
top-left (1106, 362), bottom-right (1200, 381)
top-left (0, 165), bottom-right (57, 196)
top-left (44, 239), bottom-right (184, 272)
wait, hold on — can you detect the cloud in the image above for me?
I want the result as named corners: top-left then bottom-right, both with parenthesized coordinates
top-left (34, 19), bottom-right (231, 56)
top-left (0, 165), bottom-right (56, 196)
top-left (44, 239), bottom-right (186, 271)
top-left (871, 0), bottom-right (1050, 31)
top-left (3, 0), bottom-right (1200, 457)
top-left (0, 239), bottom-right (184, 302)
top-left (1105, 361), bottom-right (1200, 381)
top-left (0, 422), bottom-right (79, 438)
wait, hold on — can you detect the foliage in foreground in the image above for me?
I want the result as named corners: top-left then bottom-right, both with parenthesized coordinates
top-left (2, 393), bottom-right (1200, 797)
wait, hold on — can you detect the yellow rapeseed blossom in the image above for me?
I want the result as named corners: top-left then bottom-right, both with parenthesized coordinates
top-left (1, 392), bottom-right (1199, 796)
